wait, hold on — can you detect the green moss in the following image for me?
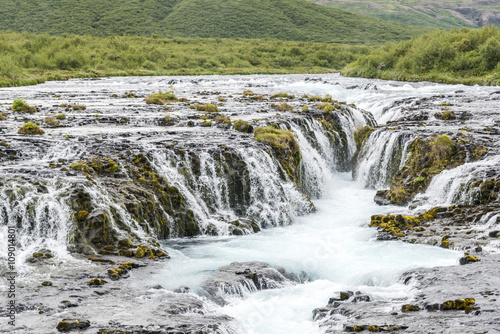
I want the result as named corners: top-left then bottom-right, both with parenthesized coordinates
top-left (441, 110), bottom-right (456, 120)
top-left (89, 278), bottom-right (107, 286)
top-left (0, 112), bottom-right (8, 120)
top-left (275, 102), bottom-right (293, 111)
top-left (71, 104), bottom-right (86, 110)
top-left (353, 126), bottom-right (375, 150)
top-left (45, 116), bottom-right (60, 126)
top-left (401, 304), bottom-right (420, 312)
top-left (145, 91), bottom-right (178, 104)
top-left (56, 113), bottom-right (66, 120)
top-left (254, 127), bottom-right (297, 151)
top-left (77, 211), bottom-right (89, 221)
top-left (272, 92), bottom-right (294, 99)
top-left (18, 122), bottom-right (44, 135)
top-left (413, 176), bottom-right (426, 183)
top-left (317, 102), bottom-right (334, 113)
top-left (340, 292), bottom-right (350, 300)
top-left (234, 119), bottom-right (252, 133)
top-left (193, 103), bottom-right (219, 112)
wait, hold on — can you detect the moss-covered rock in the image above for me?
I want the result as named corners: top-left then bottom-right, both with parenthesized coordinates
top-left (353, 126), bottom-right (375, 151)
top-left (401, 304), bottom-right (420, 312)
top-left (254, 126), bottom-right (301, 185)
top-left (233, 119), bottom-right (253, 133)
top-left (18, 122), bottom-right (44, 135)
top-left (377, 135), bottom-right (486, 205)
top-left (56, 319), bottom-right (90, 332)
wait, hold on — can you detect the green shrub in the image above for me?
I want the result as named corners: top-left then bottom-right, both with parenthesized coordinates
top-left (11, 98), bottom-right (36, 113)
top-left (18, 122), bottom-right (45, 135)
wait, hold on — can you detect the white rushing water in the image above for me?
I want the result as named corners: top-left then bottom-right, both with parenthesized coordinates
top-left (3, 73), bottom-right (497, 333)
top-left (151, 174), bottom-right (459, 334)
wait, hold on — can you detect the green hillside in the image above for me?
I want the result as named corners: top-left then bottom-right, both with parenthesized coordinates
top-left (312, 0), bottom-right (500, 30)
top-left (0, 0), bottom-right (428, 43)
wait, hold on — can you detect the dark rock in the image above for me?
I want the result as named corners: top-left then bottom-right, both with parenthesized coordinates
top-left (56, 319), bottom-right (90, 331)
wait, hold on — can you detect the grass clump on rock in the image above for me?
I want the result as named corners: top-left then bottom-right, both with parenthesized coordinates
top-left (71, 104), bottom-right (86, 110)
top-left (254, 127), bottom-right (297, 150)
top-left (233, 120), bottom-right (252, 133)
top-left (275, 103), bottom-right (293, 112)
top-left (191, 103), bottom-right (219, 112)
top-left (145, 91), bottom-right (178, 105)
top-left (18, 122), bottom-right (44, 135)
top-left (45, 116), bottom-right (60, 126)
top-left (11, 98), bottom-right (37, 113)
top-left (441, 110), bottom-right (456, 120)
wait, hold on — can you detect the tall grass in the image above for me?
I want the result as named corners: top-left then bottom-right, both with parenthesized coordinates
top-left (0, 31), bottom-right (372, 87)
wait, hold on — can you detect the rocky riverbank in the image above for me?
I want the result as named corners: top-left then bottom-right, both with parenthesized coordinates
top-left (311, 80), bottom-right (500, 333)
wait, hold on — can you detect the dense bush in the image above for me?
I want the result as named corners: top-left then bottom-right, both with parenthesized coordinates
top-left (342, 26), bottom-right (500, 85)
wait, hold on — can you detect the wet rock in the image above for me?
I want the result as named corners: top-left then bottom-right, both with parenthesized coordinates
top-left (201, 261), bottom-right (298, 305)
top-left (459, 255), bottom-right (481, 265)
top-left (56, 319), bottom-right (90, 332)
top-left (174, 286), bottom-right (190, 293)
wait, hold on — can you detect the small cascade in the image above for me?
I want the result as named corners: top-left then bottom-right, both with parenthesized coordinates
top-left (289, 118), bottom-right (342, 198)
top-left (0, 178), bottom-right (72, 263)
top-left (412, 155), bottom-right (500, 208)
top-left (353, 128), bottom-right (415, 189)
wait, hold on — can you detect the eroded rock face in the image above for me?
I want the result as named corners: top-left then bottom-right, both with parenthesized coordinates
top-left (200, 261), bottom-right (306, 305)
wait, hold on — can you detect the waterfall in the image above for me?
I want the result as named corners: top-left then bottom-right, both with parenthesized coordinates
top-left (353, 128), bottom-right (415, 189)
top-left (412, 155), bottom-right (500, 208)
top-left (0, 178), bottom-right (72, 263)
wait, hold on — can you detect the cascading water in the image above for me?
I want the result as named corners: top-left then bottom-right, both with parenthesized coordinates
top-left (353, 129), bottom-right (416, 188)
top-left (2, 73), bottom-right (499, 334)
top-left (412, 155), bottom-right (500, 208)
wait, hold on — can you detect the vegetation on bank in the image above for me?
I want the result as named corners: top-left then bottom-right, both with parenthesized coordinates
top-left (1, 27), bottom-right (499, 88)
top-left (0, 31), bottom-right (372, 87)
top-left (342, 26), bottom-right (500, 85)
top-left (0, 0), bottom-right (426, 43)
